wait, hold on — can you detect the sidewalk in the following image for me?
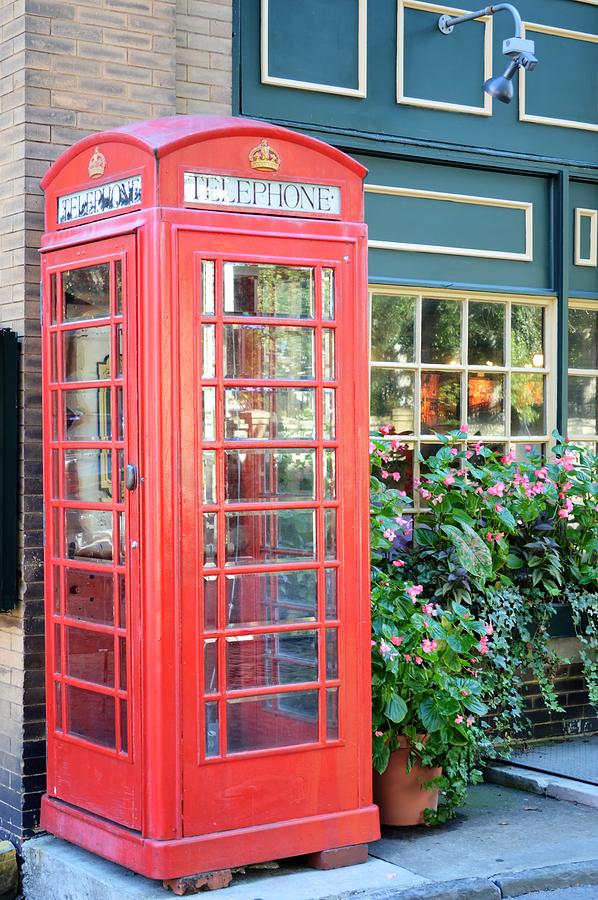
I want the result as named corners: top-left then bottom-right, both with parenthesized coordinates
top-left (21, 782), bottom-right (598, 900)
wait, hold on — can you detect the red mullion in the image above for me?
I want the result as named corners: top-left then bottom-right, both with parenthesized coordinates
top-left (214, 258), bottom-right (227, 757)
top-left (222, 378), bottom-right (319, 389)
top-left (201, 560), bottom-right (327, 577)
top-left (219, 500), bottom-right (321, 513)
top-left (51, 499), bottom-right (125, 513)
top-left (219, 315), bottom-right (330, 328)
top-left (313, 264), bottom-right (327, 745)
top-left (223, 681), bottom-right (321, 701)
top-left (213, 620), bottom-right (321, 639)
top-left (60, 617), bottom-right (117, 637)
top-left (56, 558), bottom-right (125, 577)
top-left (56, 378), bottom-right (112, 392)
top-left (62, 674), bottom-right (126, 700)
top-left (57, 319), bottom-right (115, 335)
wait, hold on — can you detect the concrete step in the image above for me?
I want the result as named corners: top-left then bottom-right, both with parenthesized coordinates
top-left (486, 763), bottom-right (598, 808)
top-left (0, 841), bottom-right (18, 900)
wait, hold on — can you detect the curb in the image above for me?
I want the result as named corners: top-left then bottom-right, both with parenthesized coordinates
top-left (349, 876), bottom-right (501, 899)
top-left (486, 763), bottom-right (598, 808)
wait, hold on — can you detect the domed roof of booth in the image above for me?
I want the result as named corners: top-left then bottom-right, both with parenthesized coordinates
top-left (40, 115), bottom-right (367, 190)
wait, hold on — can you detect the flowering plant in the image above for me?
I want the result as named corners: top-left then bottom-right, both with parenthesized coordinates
top-left (370, 441), bottom-right (493, 823)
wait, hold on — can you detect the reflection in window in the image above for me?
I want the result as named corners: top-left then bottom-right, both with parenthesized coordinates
top-left (468, 302), bottom-right (504, 366)
top-left (511, 374), bottom-right (545, 436)
top-left (224, 387), bottom-right (316, 440)
top-left (568, 376), bottom-right (597, 436)
top-left (371, 294), bottom-right (415, 363)
top-left (421, 373), bottom-right (460, 434)
top-left (512, 305), bottom-right (544, 368)
top-left (223, 324), bottom-right (314, 380)
top-left (223, 263), bottom-right (314, 319)
top-left (226, 570), bottom-right (318, 628)
top-left (224, 509), bottom-right (316, 566)
top-left (421, 298), bottom-right (461, 365)
top-left (227, 691), bottom-right (318, 753)
top-left (225, 449), bottom-right (316, 503)
top-left (66, 685), bottom-right (115, 748)
top-left (467, 373), bottom-right (505, 434)
top-left (226, 630), bottom-right (318, 690)
top-left (65, 509), bottom-right (113, 563)
top-left (569, 305), bottom-right (598, 445)
top-left (64, 388), bottom-right (111, 442)
top-left (63, 326), bottom-right (111, 382)
top-left (63, 265), bottom-right (110, 322)
top-left (370, 369), bottom-right (414, 434)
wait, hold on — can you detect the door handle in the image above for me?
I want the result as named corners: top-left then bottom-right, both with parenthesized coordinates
top-left (125, 464), bottom-right (138, 491)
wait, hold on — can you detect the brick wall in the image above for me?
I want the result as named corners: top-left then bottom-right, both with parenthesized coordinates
top-left (0, 0), bottom-right (232, 847)
top-left (525, 660), bottom-right (598, 742)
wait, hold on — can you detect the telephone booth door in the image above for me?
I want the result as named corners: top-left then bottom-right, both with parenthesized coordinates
top-left (178, 227), bottom-right (365, 837)
top-left (41, 235), bottom-right (142, 829)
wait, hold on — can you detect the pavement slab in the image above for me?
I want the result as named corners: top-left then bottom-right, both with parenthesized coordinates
top-left (508, 736), bottom-right (598, 786)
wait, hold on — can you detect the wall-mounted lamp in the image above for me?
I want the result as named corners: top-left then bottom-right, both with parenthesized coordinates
top-left (438, 3), bottom-right (538, 104)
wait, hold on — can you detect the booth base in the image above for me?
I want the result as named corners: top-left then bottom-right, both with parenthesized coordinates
top-left (41, 795), bottom-right (381, 880)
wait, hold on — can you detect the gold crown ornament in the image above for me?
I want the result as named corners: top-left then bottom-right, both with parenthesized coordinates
top-left (88, 147), bottom-right (106, 179)
top-left (249, 139), bottom-right (280, 172)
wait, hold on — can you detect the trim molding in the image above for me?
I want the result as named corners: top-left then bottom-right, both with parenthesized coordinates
top-left (519, 23), bottom-right (598, 133)
top-left (397, 0), bottom-right (493, 116)
top-left (574, 208), bottom-right (598, 267)
top-left (365, 184), bottom-right (533, 261)
top-left (260, 0), bottom-right (367, 98)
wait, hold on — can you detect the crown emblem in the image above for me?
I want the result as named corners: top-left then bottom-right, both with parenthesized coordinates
top-left (249, 139), bottom-right (280, 172)
top-left (88, 147), bottom-right (106, 178)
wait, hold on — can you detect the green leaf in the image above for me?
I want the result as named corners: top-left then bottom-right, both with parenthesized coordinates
top-left (418, 697), bottom-right (443, 732)
top-left (495, 506), bottom-right (517, 531)
top-left (462, 695), bottom-right (488, 715)
top-left (506, 553), bottom-right (524, 570)
top-left (440, 524), bottom-right (493, 580)
top-left (384, 694), bottom-right (408, 724)
top-left (450, 509), bottom-right (476, 528)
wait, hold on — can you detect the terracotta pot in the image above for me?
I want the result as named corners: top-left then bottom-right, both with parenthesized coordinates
top-left (373, 736), bottom-right (442, 826)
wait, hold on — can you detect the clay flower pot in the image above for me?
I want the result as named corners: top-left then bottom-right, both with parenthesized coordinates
top-left (373, 736), bottom-right (442, 826)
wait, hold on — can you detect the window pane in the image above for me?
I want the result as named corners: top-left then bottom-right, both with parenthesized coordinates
top-left (370, 294), bottom-right (415, 363)
top-left (569, 308), bottom-right (598, 370)
top-left (226, 630), bottom-right (318, 690)
top-left (467, 373), bottom-right (505, 434)
top-left (202, 451), bottom-right (216, 504)
top-left (203, 513), bottom-right (217, 567)
top-left (225, 388), bottom-right (316, 440)
top-left (511, 305), bottom-right (544, 368)
top-left (223, 263), bottom-right (314, 319)
top-left (202, 387), bottom-right (216, 441)
top-left (322, 329), bottom-right (335, 381)
top-left (65, 568), bottom-right (114, 625)
top-left (66, 627), bottom-right (114, 687)
top-left (64, 326), bottom-right (111, 382)
top-left (370, 369), bottom-right (414, 434)
top-left (322, 269), bottom-right (335, 320)
top-left (204, 576), bottom-right (218, 631)
top-left (224, 325), bottom-right (314, 380)
top-left (323, 388), bottom-right (336, 439)
top-left (204, 639), bottom-right (218, 695)
top-left (65, 509), bottom-right (113, 563)
top-left (64, 449), bottom-right (112, 503)
top-left (205, 702), bottom-right (219, 757)
top-left (325, 569), bottom-right (337, 619)
top-left (511, 374), bottom-right (546, 436)
top-left (225, 449), bottom-right (316, 502)
top-left (227, 691), bottom-right (318, 753)
top-left (63, 265), bottom-right (110, 321)
top-left (468, 302), bottom-right (505, 366)
top-left (226, 570), bottom-right (318, 628)
top-left (326, 629), bottom-right (338, 679)
top-left (64, 388), bottom-right (111, 441)
top-left (202, 324), bottom-right (216, 378)
top-left (324, 449), bottom-right (336, 499)
top-left (120, 699), bottom-right (128, 754)
top-left (327, 687), bottom-right (339, 740)
top-left (325, 509), bottom-right (337, 560)
top-left (202, 260), bottom-right (215, 315)
top-left (66, 685), bottom-right (115, 748)
top-left (421, 298), bottom-right (461, 365)
top-left (568, 376), bottom-right (597, 436)
top-left (225, 510), bottom-right (316, 566)
top-left (421, 372), bottom-right (460, 433)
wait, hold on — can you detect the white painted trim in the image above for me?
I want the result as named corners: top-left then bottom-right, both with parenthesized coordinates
top-left (260, 0), bottom-right (367, 98)
top-left (365, 184), bottom-right (533, 261)
top-left (574, 208), bottom-right (598, 267)
top-left (519, 22), bottom-right (598, 133)
top-left (397, 0), bottom-right (493, 116)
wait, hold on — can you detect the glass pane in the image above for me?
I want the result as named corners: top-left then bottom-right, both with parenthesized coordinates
top-left (202, 387), bottom-right (216, 441)
top-left (66, 627), bottom-right (114, 687)
top-left (323, 388), bottom-right (336, 439)
top-left (568, 376), bottom-right (597, 436)
top-left (569, 308), bottom-right (598, 370)
top-left (325, 569), bottom-right (337, 619)
top-left (118, 574), bottom-right (126, 628)
top-left (204, 576), bottom-right (218, 631)
top-left (64, 388), bottom-right (111, 441)
top-left (225, 449), bottom-right (315, 503)
top-left (370, 369), bottom-right (414, 434)
top-left (226, 570), bottom-right (318, 627)
top-left (467, 373), bottom-right (505, 434)
top-left (116, 386), bottom-right (124, 440)
top-left (51, 390), bottom-right (59, 441)
top-left (512, 442), bottom-right (543, 462)
top-left (512, 305), bottom-right (544, 368)
top-left (55, 682), bottom-right (63, 732)
top-left (370, 294), bottom-right (415, 363)
top-left (322, 269), bottom-right (334, 320)
top-left (205, 702), bottom-right (219, 757)
top-left (202, 451), bottom-right (217, 504)
top-left (65, 509), bottom-right (113, 563)
top-left (224, 388), bottom-right (316, 440)
top-left (225, 509), bottom-right (316, 566)
top-left (202, 260), bottom-right (215, 314)
top-left (421, 372), bottom-right (461, 434)
top-left (326, 629), bottom-right (338, 679)
top-left (226, 630), bottom-right (318, 690)
top-left (227, 690), bottom-right (318, 753)
top-left (54, 625), bottom-right (61, 673)
top-left (327, 687), bottom-right (339, 740)
top-left (63, 325), bottom-right (111, 383)
top-left (117, 449), bottom-right (124, 503)
top-left (65, 568), bottom-right (114, 625)
top-left (50, 273), bottom-right (58, 323)
top-left (53, 567), bottom-right (61, 614)
top-left (511, 373), bottom-right (546, 436)
top-left (64, 449), bottom-right (112, 503)
top-left (325, 509), bottom-right (337, 560)
top-left (120, 699), bottom-right (128, 754)
top-left (204, 639), bottom-right (218, 694)
top-left (115, 260), bottom-right (122, 316)
top-left (119, 637), bottom-right (127, 691)
top-left (421, 298), bottom-right (461, 365)
top-left (50, 333), bottom-right (58, 382)
top-left (52, 508), bottom-right (60, 559)
top-left (322, 329), bottom-right (335, 381)
top-left (223, 263), bottom-right (314, 319)
top-left (224, 325), bottom-right (314, 380)
top-left (202, 324), bottom-right (216, 378)
top-left (203, 513), bottom-right (217, 567)
top-left (376, 444), bottom-right (414, 497)
top-left (66, 684), bottom-right (115, 748)
top-left (52, 449), bottom-right (59, 498)
top-left (468, 302), bottom-right (505, 366)
top-left (118, 512), bottom-right (125, 565)
top-left (324, 450), bottom-right (336, 499)
top-left (63, 264), bottom-right (110, 322)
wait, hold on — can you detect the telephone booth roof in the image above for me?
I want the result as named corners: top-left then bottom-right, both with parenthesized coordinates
top-left (41, 115), bottom-right (367, 234)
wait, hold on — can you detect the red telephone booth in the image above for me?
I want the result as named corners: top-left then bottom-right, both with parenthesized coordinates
top-left (40, 116), bottom-right (377, 879)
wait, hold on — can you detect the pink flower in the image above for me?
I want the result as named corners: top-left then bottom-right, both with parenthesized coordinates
top-left (431, 493), bottom-right (445, 506)
top-left (392, 559), bottom-right (405, 568)
top-left (375, 731), bottom-right (383, 737)
top-left (562, 481), bottom-right (573, 491)
top-left (525, 445), bottom-right (532, 452)
top-left (485, 624), bottom-right (494, 635)
top-left (406, 584), bottom-right (424, 600)
top-left (495, 504), bottom-right (503, 513)
top-left (455, 715), bottom-right (464, 724)
top-left (466, 450), bottom-right (473, 459)
top-left (460, 424), bottom-right (469, 433)
top-left (379, 424), bottom-right (392, 435)
top-left (535, 467), bottom-right (548, 480)
top-left (414, 656), bottom-right (423, 665)
top-left (380, 469), bottom-right (389, 479)
top-left (457, 469), bottom-right (467, 477)
top-left (391, 472), bottom-right (401, 482)
top-left (390, 635), bottom-right (403, 646)
top-left (422, 639), bottom-right (438, 653)
top-left (369, 443), bottom-right (376, 454)
top-left (422, 603), bottom-right (435, 616)
top-left (444, 472), bottom-right (455, 486)
top-left (474, 441), bottom-right (484, 455)
top-left (501, 450), bottom-right (517, 465)
top-left (478, 641), bottom-right (489, 655)
top-left (487, 482), bottom-right (505, 497)
top-left (461, 689), bottom-right (469, 696)
top-left (466, 716), bottom-right (474, 727)
top-left (420, 487), bottom-right (432, 500)
top-left (371, 640), bottom-right (376, 646)
top-left (450, 447), bottom-right (458, 456)
top-left (404, 654), bottom-right (412, 662)
top-left (558, 497), bottom-right (574, 519)
top-left (383, 529), bottom-right (396, 540)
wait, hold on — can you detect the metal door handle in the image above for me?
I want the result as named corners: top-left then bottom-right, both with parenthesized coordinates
top-left (125, 464), bottom-right (138, 491)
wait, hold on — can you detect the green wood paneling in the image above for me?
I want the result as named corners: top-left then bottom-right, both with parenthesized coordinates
top-left (570, 181), bottom-right (598, 296)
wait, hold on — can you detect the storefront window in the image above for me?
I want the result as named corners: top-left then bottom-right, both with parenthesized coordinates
top-left (568, 301), bottom-right (598, 450)
top-left (370, 290), bottom-right (554, 499)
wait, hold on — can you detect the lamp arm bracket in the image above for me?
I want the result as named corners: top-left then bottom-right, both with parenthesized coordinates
top-left (438, 3), bottom-right (523, 38)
